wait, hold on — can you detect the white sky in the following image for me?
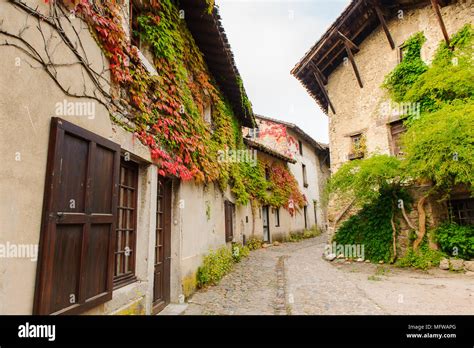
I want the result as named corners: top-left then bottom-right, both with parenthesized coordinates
top-left (216, 0), bottom-right (351, 144)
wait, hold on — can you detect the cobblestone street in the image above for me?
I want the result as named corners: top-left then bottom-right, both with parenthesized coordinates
top-left (183, 234), bottom-right (474, 315)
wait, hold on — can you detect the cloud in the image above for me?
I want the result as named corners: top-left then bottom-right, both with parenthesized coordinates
top-left (217, 0), bottom-right (350, 143)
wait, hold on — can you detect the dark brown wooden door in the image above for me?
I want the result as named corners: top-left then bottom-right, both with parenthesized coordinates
top-left (153, 176), bottom-right (172, 313)
top-left (34, 118), bottom-right (120, 315)
top-left (224, 201), bottom-right (234, 242)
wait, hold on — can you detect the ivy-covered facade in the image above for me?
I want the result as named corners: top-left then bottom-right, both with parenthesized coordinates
top-left (0, 0), bottom-right (308, 315)
top-left (293, 0), bottom-right (473, 262)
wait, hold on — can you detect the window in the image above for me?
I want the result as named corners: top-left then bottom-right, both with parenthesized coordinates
top-left (302, 164), bottom-right (308, 187)
top-left (224, 201), bottom-right (235, 242)
top-left (389, 120), bottom-right (407, 157)
top-left (248, 128), bottom-right (260, 139)
top-left (130, 1), bottom-right (140, 47)
top-left (203, 101), bottom-right (212, 125)
top-left (34, 118), bottom-right (120, 315)
top-left (298, 140), bottom-right (303, 156)
top-left (274, 208), bottom-right (280, 227)
top-left (449, 198), bottom-right (474, 226)
top-left (114, 159), bottom-right (139, 288)
top-left (349, 133), bottom-right (365, 160)
top-left (265, 166), bottom-right (271, 181)
top-left (399, 43), bottom-right (409, 63)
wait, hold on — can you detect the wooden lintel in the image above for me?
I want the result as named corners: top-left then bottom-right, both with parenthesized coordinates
top-left (337, 31), bottom-right (360, 53)
top-left (309, 62), bottom-right (328, 85)
top-left (312, 71), bottom-right (336, 114)
top-left (343, 41), bottom-right (363, 88)
top-left (430, 0), bottom-right (450, 46)
top-left (374, 3), bottom-right (395, 49)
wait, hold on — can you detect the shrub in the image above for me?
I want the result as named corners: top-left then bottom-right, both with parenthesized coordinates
top-left (232, 243), bottom-right (250, 263)
top-left (287, 226), bottom-right (322, 242)
top-left (334, 187), bottom-right (410, 262)
top-left (246, 237), bottom-right (263, 251)
top-left (435, 222), bottom-right (474, 260)
top-left (396, 244), bottom-right (446, 270)
top-left (197, 247), bottom-right (234, 288)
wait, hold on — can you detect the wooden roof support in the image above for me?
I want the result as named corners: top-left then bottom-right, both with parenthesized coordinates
top-left (337, 31), bottom-right (360, 53)
top-left (339, 39), bottom-right (363, 88)
top-left (309, 62), bottom-right (328, 85)
top-left (312, 71), bottom-right (336, 114)
top-left (373, 3), bottom-right (395, 49)
top-left (430, 0), bottom-right (450, 46)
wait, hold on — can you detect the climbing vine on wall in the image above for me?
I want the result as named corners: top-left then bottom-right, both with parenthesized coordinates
top-left (57, 0), bottom-right (303, 211)
top-left (330, 25), bottom-right (474, 263)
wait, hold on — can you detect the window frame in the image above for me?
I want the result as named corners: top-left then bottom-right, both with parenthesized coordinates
top-left (302, 163), bottom-right (308, 188)
top-left (298, 140), bottom-right (303, 156)
top-left (389, 119), bottom-right (407, 157)
top-left (449, 197), bottom-right (474, 226)
top-left (113, 158), bottom-right (139, 289)
top-left (274, 208), bottom-right (280, 227)
top-left (349, 133), bottom-right (365, 160)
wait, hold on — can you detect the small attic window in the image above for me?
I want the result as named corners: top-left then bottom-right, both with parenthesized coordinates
top-left (202, 89), bottom-right (212, 125)
top-left (203, 102), bottom-right (212, 124)
top-left (130, 2), bottom-right (140, 47)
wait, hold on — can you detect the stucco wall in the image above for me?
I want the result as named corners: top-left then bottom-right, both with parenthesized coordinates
top-left (327, 0), bottom-right (473, 172)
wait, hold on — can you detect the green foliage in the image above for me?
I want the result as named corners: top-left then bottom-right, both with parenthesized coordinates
top-left (401, 101), bottom-right (474, 191)
top-left (435, 222), bottom-right (474, 260)
top-left (383, 32), bottom-right (428, 102)
top-left (396, 244), bottom-right (446, 270)
top-left (334, 187), bottom-right (410, 262)
top-left (232, 243), bottom-right (250, 263)
top-left (287, 226), bottom-right (322, 242)
top-left (246, 237), bottom-right (263, 251)
top-left (197, 247), bottom-right (234, 288)
top-left (404, 25), bottom-right (474, 114)
top-left (326, 155), bottom-right (402, 207)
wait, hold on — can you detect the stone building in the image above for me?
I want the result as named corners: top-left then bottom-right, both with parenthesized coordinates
top-left (243, 115), bottom-right (330, 234)
top-left (0, 0), bottom-right (329, 316)
top-left (291, 0), bottom-right (473, 235)
top-left (0, 0), bottom-right (260, 315)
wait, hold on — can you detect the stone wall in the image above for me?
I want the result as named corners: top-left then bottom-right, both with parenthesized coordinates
top-left (327, 1), bottom-right (473, 172)
top-left (326, 0), bottom-right (472, 239)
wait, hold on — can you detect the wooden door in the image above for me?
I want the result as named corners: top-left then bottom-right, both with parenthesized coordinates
top-left (34, 118), bottom-right (120, 315)
top-left (224, 201), bottom-right (234, 243)
top-left (153, 176), bottom-right (172, 313)
top-left (262, 206), bottom-right (270, 242)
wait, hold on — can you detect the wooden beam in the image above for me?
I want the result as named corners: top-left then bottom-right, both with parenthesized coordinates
top-left (312, 71), bottom-right (336, 114)
top-left (342, 40), bottom-right (364, 88)
top-left (309, 62), bottom-right (328, 85)
top-left (373, 3), bottom-right (395, 49)
top-left (337, 31), bottom-right (360, 52)
top-left (430, 0), bottom-right (450, 46)
top-left (293, 0), bottom-right (366, 74)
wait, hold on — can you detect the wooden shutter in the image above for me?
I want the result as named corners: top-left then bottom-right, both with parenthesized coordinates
top-left (390, 120), bottom-right (406, 157)
top-left (34, 118), bottom-right (120, 315)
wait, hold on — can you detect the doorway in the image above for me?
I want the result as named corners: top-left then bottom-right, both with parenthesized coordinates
top-left (152, 176), bottom-right (172, 314)
top-left (262, 205), bottom-right (270, 242)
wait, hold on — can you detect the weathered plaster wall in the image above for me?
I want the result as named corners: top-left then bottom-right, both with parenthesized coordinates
top-left (0, 0), bottom-right (154, 315)
top-left (327, 0), bottom-right (473, 173)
